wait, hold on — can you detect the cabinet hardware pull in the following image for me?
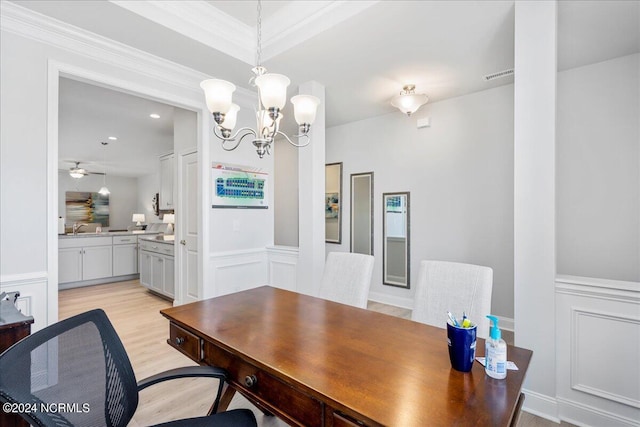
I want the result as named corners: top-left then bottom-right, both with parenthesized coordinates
top-left (180, 240), bottom-right (186, 245)
top-left (244, 375), bottom-right (258, 388)
top-left (175, 337), bottom-right (185, 345)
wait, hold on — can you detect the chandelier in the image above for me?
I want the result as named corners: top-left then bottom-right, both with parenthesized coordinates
top-left (200, 0), bottom-right (320, 158)
top-left (391, 84), bottom-right (428, 116)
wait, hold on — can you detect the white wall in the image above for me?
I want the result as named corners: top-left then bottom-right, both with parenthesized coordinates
top-left (137, 172), bottom-right (161, 224)
top-left (557, 53), bottom-right (639, 282)
top-left (58, 172), bottom-right (138, 230)
top-left (0, 4), bottom-right (214, 329)
top-left (274, 140), bottom-right (299, 247)
top-left (325, 84), bottom-right (515, 318)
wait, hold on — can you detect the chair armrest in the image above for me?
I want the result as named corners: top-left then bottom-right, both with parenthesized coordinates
top-left (137, 366), bottom-right (228, 413)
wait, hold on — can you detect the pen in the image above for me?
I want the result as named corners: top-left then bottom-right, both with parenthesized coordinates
top-left (447, 311), bottom-right (460, 327)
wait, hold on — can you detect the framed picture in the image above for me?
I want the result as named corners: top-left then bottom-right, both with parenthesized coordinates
top-left (65, 191), bottom-right (110, 226)
top-left (211, 162), bottom-right (269, 209)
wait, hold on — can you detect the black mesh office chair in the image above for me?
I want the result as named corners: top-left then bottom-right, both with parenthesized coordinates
top-left (0, 309), bottom-right (257, 427)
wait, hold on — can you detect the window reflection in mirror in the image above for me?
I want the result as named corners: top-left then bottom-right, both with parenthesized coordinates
top-left (383, 192), bottom-right (410, 288)
top-left (325, 162), bottom-right (342, 243)
top-left (350, 172), bottom-right (373, 255)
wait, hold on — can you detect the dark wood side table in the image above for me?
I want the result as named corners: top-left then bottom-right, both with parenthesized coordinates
top-left (0, 307), bottom-right (35, 427)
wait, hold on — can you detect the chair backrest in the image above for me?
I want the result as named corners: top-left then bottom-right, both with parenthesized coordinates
top-left (411, 260), bottom-right (493, 339)
top-left (318, 252), bottom-right (375, 308)
top-left (0, 309), bottom-right (138, 427)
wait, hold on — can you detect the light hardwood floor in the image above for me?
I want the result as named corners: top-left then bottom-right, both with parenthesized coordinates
top-left (59, 281), bottom-right (568, 427)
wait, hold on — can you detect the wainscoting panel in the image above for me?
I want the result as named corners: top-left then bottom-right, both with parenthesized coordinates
top-left (207, 249), bottom-right (268, 298)
top-left (572, 309), bottom-right (640, 408)
top-left (0, 272), bottom-right (48, 333)
top-left (266, 246), bottom-right (298, 292)
top-left (556, 275), bottom-right (640, 426)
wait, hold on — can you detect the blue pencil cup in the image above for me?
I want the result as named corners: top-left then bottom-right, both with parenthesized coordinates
top-left (447, 322), bottom-right (477, 372)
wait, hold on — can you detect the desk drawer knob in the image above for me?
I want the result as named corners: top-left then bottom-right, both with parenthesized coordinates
top-left (244, 375), bottom-right (258, 388)
top-left (175, 337), bottom-right (185, 346)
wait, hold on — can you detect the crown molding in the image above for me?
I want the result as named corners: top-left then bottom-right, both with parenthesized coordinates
top-left (110, 0), bottom-right (255, 65)
top-left (261, 1), bottom-right (379, 61)
top-left (0, 1), bottom-right (257, 108)
top-left (108, 0), bottom-right (379, 63)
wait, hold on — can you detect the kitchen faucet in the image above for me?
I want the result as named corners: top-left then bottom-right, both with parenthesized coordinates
top-left (72, 222), bottom-right (88, 235)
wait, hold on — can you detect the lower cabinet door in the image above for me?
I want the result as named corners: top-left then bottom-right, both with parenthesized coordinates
top-left (152, 254), bottom-right (165, 294)
top-left (139, 250), bottom-right (152, 288)
top-left (113, 244), bottom-right (138, 276)
top-left (163, 255), bottom-right (175, 298)
top-left (59, 247), bottom-right (83, 284)
top-left (82, 245), bottom-right (113, 280)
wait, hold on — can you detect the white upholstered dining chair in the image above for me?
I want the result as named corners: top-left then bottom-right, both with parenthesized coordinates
top-left (411, 260), bottom-right (493, 339)
top-left (318, 252), bottom-right (375, 309)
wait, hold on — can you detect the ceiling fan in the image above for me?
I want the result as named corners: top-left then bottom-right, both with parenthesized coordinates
top-left (65, 161), bottom-right (104, 179)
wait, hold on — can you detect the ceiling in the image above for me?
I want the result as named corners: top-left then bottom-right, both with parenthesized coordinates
top-left (11, 0), bottom-right (638, 176)
top-left (58, 78), bottom-right (175, 178)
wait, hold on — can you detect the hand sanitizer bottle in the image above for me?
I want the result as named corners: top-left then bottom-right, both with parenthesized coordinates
top-left (485, 315), bottom-right (507, 379)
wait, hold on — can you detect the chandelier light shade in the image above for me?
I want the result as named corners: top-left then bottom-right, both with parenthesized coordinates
top-left (200, 0), bottom-right (320, 158)
top-left (254, 73), bottom-right (290, 109)
top-left (201, 79), bottom-right (236, 114)
top-left (291, 95), bottom-right (321, 127)
top-left (391, 84), bottom-right (429, 116)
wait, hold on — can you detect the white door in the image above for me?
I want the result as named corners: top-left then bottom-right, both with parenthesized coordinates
top-left (113, 244), bottom-right (138, 276)
top-left (179, 150), bottom-right (199, 303)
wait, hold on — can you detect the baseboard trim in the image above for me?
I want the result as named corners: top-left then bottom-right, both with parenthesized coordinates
top-left (522, 388), bottom-right (560, 423)
top-left (557, 397), bottom-right (640, 427)
top-left (367, 291), bottom-right (414, 310)
top-left (58, 275), bottom-right (139, 290)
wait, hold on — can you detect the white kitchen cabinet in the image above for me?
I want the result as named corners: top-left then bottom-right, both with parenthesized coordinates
top-left (138, 238), bottom-right (174, 299)
top-left (113, 236), bottom-right (138, 276)
top-left (58, 236), bottom-right (113, 284)
top-left (159, 153), bottom-right (175, 210)
top-left (58, 247), bottom-right (83, 283)
top-left (82, 246), bottom-right (113, 280)
top-left (139, 250), bottom-right (152, 288)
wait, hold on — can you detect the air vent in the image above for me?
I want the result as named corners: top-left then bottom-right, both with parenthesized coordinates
top-left (484, 68), bottom-right (514, 81)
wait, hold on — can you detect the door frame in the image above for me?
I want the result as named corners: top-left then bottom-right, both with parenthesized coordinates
top-left (48, 60), bottom-right (209, 318)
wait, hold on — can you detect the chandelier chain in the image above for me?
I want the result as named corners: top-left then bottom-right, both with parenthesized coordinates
top-left (255, 0), bottom-right (262, 68)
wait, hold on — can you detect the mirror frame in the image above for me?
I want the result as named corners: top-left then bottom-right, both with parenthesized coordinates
top-left (350, 172), bottom-right (374, 255)
top-left (325, 162), bottom-right (343, 244)
top-left (382, 191), bottom-right (410, 288)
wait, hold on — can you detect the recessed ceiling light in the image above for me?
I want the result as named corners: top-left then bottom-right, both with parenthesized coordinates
top-left (108, 136), bottom-right (117, 140)
top-left (149, 113), bottom-right (160, 119)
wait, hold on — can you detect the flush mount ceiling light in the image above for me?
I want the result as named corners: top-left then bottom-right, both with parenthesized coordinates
top-left (200, 0), bottom-right (320, 158)
top-left (69, 162), bottom-right (87, 179)
top-left (391, 84), bottom-right (429, 116)
top-left (149, 113), bottom-right (160, 119)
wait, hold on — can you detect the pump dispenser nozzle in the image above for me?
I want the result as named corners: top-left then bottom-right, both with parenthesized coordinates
top-left (486, 315), bottom-right (501, 340)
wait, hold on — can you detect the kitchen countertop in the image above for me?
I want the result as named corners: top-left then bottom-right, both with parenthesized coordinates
top-left (139, 235), bottom-right (175, 244)
top-left (58, 231), bottom-right (160, 239)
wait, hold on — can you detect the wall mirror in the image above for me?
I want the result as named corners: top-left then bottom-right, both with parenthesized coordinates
top-left (350, 172), bottom-right (374, 255)
top-left (383, 192), bottom-right (410, 288)
top-left (325, 162), bottom-right (342, 243)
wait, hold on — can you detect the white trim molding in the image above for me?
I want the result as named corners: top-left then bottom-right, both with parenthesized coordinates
top-left (556, 274), bottom-right (640, 426)
top-left (266, 245), bottom-right (299, 292)
top-left (208, 248), bottom-right (268, 298)
top-left (0, 1), bottom-right (256, 108)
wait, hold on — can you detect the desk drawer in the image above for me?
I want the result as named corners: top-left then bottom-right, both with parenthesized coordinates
top-left (203, 342), bottom-right (322, 427)
top-left (168, 323), bottom-right (201, 362)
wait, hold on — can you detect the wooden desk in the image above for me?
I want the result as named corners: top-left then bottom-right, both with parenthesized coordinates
top-left (161, 286), bottom-right (532, 427)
